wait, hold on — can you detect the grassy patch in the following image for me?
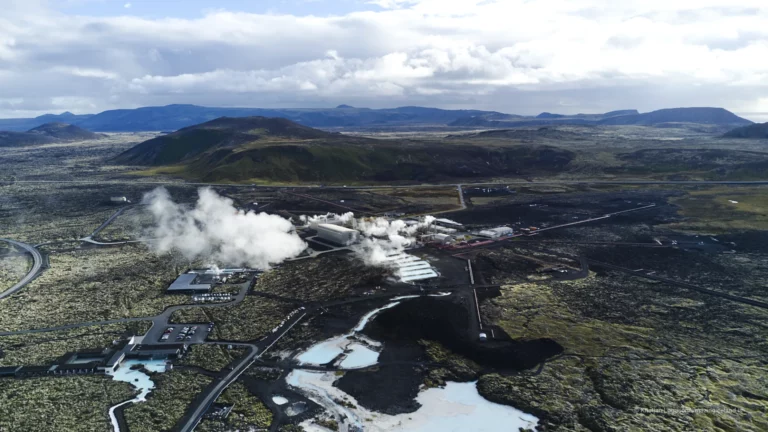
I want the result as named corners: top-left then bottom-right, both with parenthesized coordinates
top-left (666, 186), bottom-right (768, 233)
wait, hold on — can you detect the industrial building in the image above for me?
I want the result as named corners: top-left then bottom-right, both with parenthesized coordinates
top-left (381, 252), bottom-right (439, 283)
top-left (434, 218), bottom-right (464, 229)
top-left (309, 215), bottom-right (347, 230)
top-left (422, 233), bottom-right (455, 244)
top-left (315, 223), bottom-right (358, 246)
top-left (477, 226), bottom-right (514, 238)
top-left (167, 273), bottom-right (212, 294)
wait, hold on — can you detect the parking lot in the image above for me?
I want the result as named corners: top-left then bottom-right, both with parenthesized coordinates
top-left (155, 323), bottom-right (212, 344)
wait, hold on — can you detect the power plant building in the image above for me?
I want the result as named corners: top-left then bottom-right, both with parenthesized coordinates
top-left (316, 223), bottom-right (358, 246)
top-left (309, 215), bottom-right (346, 230)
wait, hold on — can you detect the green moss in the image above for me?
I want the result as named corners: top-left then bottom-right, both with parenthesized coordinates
top-left (0, 376), bottom-right (134, 432)
top-left (197, 383), bottom-right (272, 431)
top-left (124, 369), bottom-right (212, 432)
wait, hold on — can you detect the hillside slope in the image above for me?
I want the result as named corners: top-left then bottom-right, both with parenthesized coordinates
top-left (723, 122), bottom-right (768, 139)
top-left (113, 116), bottom-right (574, 183)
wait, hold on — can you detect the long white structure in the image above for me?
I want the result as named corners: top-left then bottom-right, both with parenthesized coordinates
top-left (381, 252), bottom-right (439, 283)
top-left (316, 223), bottom-right (358, 246)
top-left (477, 226), bottom-right (514, 238)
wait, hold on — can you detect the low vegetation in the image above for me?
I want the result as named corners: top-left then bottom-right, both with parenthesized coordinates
top-left (666, 186), bottom-right (768, 233)
top-left (478, 273), bottom-right (768, 431)
top-left (0, 244), bottom-right (192, 331)
top-left (0, 322), bottom-right (151, 367)
top-left (0, 250), bottom-right (30, 292)
top-left (255, 255), bottom-right (388, 302)
top-left (178, 344), bottom-right (246, 372)
top-left (0, 376), bottom-right (134, 432)
top-left (170, 296), bottom-right (294, 342)
top-left (124, 369), bottom-right (212, 432)
top-left (197, 383), bottom-right (273, 431)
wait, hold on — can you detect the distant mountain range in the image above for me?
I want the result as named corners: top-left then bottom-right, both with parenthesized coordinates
top-left (0, 122), bottom-right (103, 147)
top-left (114, 116), bottom-right (574, 183)
top-left (723, 122), bottom-right (768, 139)
top-left (0, 105), bottom-right (753, 132)
top-left (450, 107), bottom-right (752, 128)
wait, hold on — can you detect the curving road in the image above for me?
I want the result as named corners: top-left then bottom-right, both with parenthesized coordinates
top-left (0, 238), bottom-right (44, 300)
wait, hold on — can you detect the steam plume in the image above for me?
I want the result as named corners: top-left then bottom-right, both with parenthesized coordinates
top-left (142, 187), bottom-right (306, 268)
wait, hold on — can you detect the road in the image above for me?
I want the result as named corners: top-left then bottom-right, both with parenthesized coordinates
top-left (587, 259), bottom-right (768, 310)
top-left (457, 184), bottom-right (466, 209)
top-left (90, 205), bottom-right (134, 238)
top-left (11, 179), bottom-right (768, 190)
top-left (0, 238), bottom-right (45, 300)
top-left (176, 312), bottom-right (307, 432)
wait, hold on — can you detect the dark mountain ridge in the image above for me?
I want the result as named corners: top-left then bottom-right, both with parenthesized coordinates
top-left (0, 122), bottom-right (102, 147)
top-left (0, 104), bottom-right (751, 133)
top-left (113, 116), bottom-right (575, 183)
top-left (723, 122), bottom-right (768, 139)
top-left (450, 107), bottom-right (752, 128)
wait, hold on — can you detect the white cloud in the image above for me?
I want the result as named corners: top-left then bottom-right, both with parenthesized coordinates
top-left (124, 3), bottom-right (131, 9)
top-left (0, 0), bottom-right (766, 117)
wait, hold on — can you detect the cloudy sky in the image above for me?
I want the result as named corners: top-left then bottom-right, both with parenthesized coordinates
top-left (1, 0), bottom-right (767, 120)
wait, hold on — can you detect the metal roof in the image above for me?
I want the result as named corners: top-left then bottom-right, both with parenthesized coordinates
top-left (317, 223), bottom-right (357, 234)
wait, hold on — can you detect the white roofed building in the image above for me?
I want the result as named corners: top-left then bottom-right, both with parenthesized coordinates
top-left (477, 226), bottom-right (514, 238)
top-left (381, 252), bottom-right (439, 283)
top-left (316, 223), bottom-right (358, 246)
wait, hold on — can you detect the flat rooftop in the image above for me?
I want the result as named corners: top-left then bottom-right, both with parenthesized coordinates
top-left (168, 273), bottom-right (212, 292)
top-left (317, 223), bottom-right (357, 233)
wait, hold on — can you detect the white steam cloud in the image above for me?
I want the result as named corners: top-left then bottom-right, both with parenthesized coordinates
top-left (349, 215), bottom-right (436, 266)
top-left (142, 187), bottom-right (307, 268)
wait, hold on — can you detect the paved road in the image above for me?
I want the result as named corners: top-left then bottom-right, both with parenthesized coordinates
top-left (0, 238), bottom-right (45, 300)
top-left (11, 179), bottom-right (768, 190)
top-left (177, 312), bottom-right (307, 432)
top-left (587, 259), bottom-right (768, 309)
top-left (90, 205), bottom-right (134, 238)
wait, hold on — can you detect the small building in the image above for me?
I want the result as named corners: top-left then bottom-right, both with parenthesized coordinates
top-left (132, 344), bottom-right (188, 360)
top-left (315, 224), bottom-right (358, 246)
top-left (167, 273), bottom-right (212, 294)
top-left (422, 233), bottom-right (454, 244)
top-left (477, 226), bottom-right (514, 238)
top-left (54, 362), bottom-right (100, 375)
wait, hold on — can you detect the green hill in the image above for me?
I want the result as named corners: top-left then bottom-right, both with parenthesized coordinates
top-left (113, 116), bottom-right (574, 183)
